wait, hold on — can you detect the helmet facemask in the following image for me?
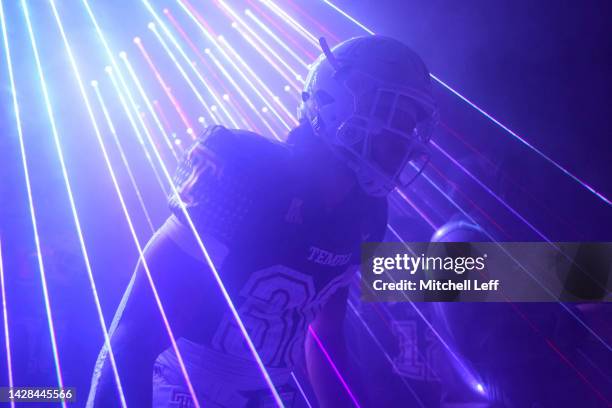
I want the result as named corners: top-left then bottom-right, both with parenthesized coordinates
top-left (301, 39), bottom-right (438, 196)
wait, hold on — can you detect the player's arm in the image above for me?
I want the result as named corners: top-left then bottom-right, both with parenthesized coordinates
top-left (87, 231), bottom-right (206, 407)
top-left (305, 285), bottom-right (357, 408)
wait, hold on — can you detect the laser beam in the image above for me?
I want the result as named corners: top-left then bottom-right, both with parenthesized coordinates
top-left (214, 34), bottom-right (293, 130)
top-left (0, 2), bottom-right (22, 402)
top-left (106, 65), bottom-right (203, 408)
top-left (162, 7), bottom-right (257, 131)
top-left (105, 66), bottom-right (170, 197)
top-left (176, 0), bottom-right (295, 130)
top-left (50, 1), bottom-right (178, 405)
top-left (245, 8), bottom-right (309, 69)
top-left (135, 37), bottom-right (196, 138)
top-left (245, 0), bottom-right (316, 60)
top-left (53, 0), bottom-right (214, 402)
top-left (231, 22), bottom-right (302, 92)
top-left (145, 18), bottom-right (240, 129)
top-left (385, 224), bottom-right (487, 398)
top-left (119, 51), bottom-right (181, 161)
top-left (258, 0), bottom-right (319, 46)
top-left (175, 0), bottom-right (290, 135)
top-left (412, 167), bottom-right (612, 352)
top-left (77, 5), bottom-right (207, 403)
top-left (347, 301), bottom-right (427, 408)
top-left (320, 0), bottom-right (611, 207)
top-left (22, 0), bottom-right (79, 402)
top-left (0, 235), bottom-right (13, 408)
top-left (146, 22), bottom-right (233, 127)
top-left (153, 99), bottom-right (175, 133)
top-left (80, 0), bottom-right (181, 183)
top-left (290, 372), bottom-right (313, 408)
top-left (308, 326), bottom-right (361, 407)
top-left (91, 80), bottom-right (156, 232)
top-left (216, 0), bottom-right (305, 84)
top-left (137, 2), bottom-right (288, 402)
top-left (204, 46), bottom-right (282, 140)
top-left (218, 35), bottom-right (298, 125)
top-left (284, 0), bottom-right (340, 44)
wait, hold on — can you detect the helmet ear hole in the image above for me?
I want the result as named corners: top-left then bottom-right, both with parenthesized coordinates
top-left (314, 90), bottom-right (335, 106)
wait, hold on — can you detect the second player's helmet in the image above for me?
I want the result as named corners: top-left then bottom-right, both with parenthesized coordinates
top-left (300, 36), bottom-right (438, 196)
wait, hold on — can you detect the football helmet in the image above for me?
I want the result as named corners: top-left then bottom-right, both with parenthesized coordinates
top-left (299, 36), bottom-right (438, 196)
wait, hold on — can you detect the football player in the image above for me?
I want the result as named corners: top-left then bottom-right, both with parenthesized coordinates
top-left (87, 35), bottom-right (438, 407)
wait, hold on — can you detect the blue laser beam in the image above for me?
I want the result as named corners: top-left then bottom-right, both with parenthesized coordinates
top-left (136, 3), bottom-right (289, 403)
top-left (213, 34), bottom-right (293, 130)
top-left (245, 8), bottom-right (309, 69)
top-left (145, 23), bottom-right (223, 126)
top-left (205, 46), bottom-right (282, 140)
top-left (395, 189), bottom-right (438, 230)
top-left (51, 0), bottom-right (226, 403)
top-left (217, 0), bottom-right (305, 84)
top-left (105, 67), bottom-right (202, 408)
top-left (119, 51), bottom-right (181, 161)
top-left (385, 224), bottom-right (487, 398)
top-left (232, 20), bottom-right (304, 87)
top-left (162, 2), bottom-right (274, 133)
top-left (37, 1), bottom-right (142, 405)
top-left (229, 21), bottom-right (302, 92)
top-left (412, 168), bottom-right (612, 352)
top-left (104, 66), bottom-right (170, 197)
top-left (0, 3), bottom-right (21, 403)
top-left (346, 301), bottom-right (427, 408)
top-left (258, 0), bottom-right (319, 47)
top-left (290, 372), bottom-right (313, 408)
top-left (217, 34), bottom-right (298, 125)
top-left (21, 0), bottom-right (77, 402)
top-left (136, 39), bottom-right (197, 137)
top-left (161, 7), bottom-right (256, 131)
top-left (81, 0), bottom-right (176, 150)
top-left (144, 22), bottom-right (240, 129)
top-left (78, 3), bottom-right (205, 404)
top-left (91, 80), bottom-right (156, 233)
top-left (176, 0), bottom-right (297, 128)
top-left (80, 0), bottom-right (178, 190)
top-left (0, 235), bottom-right (13, 408)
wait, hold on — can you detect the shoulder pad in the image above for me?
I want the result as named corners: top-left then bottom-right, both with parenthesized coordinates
top-left (168, 126), bottom-right (289, 243)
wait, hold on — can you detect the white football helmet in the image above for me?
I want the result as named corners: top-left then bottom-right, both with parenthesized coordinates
top-left (299, 36), bottom-right (438, 196)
